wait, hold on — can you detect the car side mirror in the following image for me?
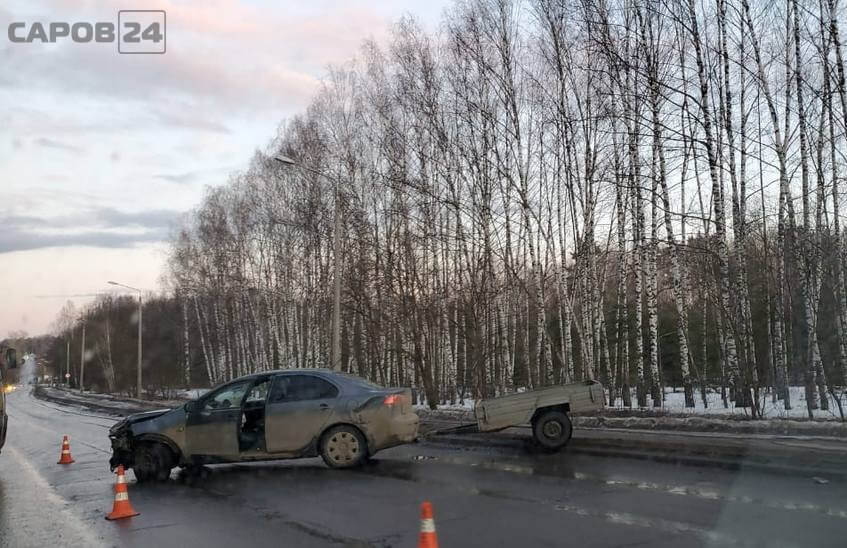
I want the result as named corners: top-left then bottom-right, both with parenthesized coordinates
top-left (184, 401), bottom-right (195, 413)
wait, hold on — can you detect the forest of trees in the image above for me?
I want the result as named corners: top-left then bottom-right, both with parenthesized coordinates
top-left (48, 0), bottom-right (847, 418)
top-left (39, 297), bottom-right (185, 398)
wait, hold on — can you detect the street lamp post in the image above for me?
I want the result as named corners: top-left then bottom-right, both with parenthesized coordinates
top-left (274, 154), bottom-right (342, 372)
top-left (108, 281), bottom-right (143, 398)
top-left (79, 317), bottom-right (86, 392)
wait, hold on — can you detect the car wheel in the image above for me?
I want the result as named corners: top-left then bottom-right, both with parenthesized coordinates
top-left (151, 443), bottom-right (175, 481)
top-left (133, 443), bottom-right (172, 483)
top-left (531, 410), bottom-right (572, 452)
top-left (320, 425), bottom-right (367, 469)
top-left (133, 444), bottom-right (158, 482)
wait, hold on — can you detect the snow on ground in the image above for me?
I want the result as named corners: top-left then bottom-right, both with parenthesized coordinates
top-left (176, 388), bottom-right (210, 399)
top-left (414, 399), bottom-right (475, 411)
top-left (610, 386), bottom-right (846, 421)
top-left (420, 386), bottom-right (846, 421)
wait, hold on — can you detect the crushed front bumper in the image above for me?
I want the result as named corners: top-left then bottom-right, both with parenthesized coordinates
top-left (108, 420), bottom-right (133, 470)
top-left (0, 413), bottom-right (7, 453)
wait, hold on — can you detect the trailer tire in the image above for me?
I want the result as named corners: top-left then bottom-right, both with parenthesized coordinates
top-left (532, 410), bottom-right (572, 451)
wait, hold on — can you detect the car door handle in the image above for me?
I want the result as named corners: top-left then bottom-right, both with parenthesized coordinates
top-left (319, 403), bottom-right (330, 410)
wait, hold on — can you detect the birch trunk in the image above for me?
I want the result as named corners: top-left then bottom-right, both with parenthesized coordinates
top-left (687, 0), bottom-right (741, 399)
top-left (182, 294), bottom-right (190, 388)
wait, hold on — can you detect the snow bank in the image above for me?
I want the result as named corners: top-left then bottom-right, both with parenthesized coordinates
top-left (609, 386), bottom-right (845, 421)
top-left (422, 386), bottom-right (844, 420)
top-left (176, 388), bottom-right (210, 399)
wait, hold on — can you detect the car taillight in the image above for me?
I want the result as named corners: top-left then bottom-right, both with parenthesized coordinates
top-left (384, 394), bottom-right (400, 406)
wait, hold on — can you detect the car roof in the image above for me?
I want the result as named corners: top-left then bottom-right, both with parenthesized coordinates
top-left (234, 368), bottom-right (338, 380)
top-left (210, 369), bottom-right (384, 393)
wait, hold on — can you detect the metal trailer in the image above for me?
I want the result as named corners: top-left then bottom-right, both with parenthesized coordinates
top-left (471, 380), bottom-right (604, 450)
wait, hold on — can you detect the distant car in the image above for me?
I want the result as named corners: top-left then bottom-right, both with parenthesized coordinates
top-left (109, 369), bottom-right (419, 481)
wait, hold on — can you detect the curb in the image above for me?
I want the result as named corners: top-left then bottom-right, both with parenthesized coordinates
top-left (33, 386), bottom-right (158, 416)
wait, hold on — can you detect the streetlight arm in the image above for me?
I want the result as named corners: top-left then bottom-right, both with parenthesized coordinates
top-left (273, 155), bottom-right (339, 187)
top-left (107, 281), bottom-right (142, 293)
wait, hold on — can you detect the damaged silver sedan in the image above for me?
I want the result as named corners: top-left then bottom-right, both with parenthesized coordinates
top-left (109, 369), bottom-right (419, 481)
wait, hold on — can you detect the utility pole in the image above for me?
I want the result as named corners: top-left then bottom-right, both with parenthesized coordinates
top-left (137, 294), bottom-right (143, 398)
top-left (331, 179), bottom-right (342, 372)
top-left (66, 338), bottom-right (70, 386)
top-left (107, 281), bottom-right (144, 398)
top-left (79, 319), bottom-right (86, 392)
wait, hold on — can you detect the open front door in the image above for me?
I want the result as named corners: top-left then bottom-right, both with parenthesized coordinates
top-left (186, 380), bottom-right (251, 459)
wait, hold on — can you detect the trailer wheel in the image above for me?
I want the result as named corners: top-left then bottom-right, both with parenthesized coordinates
top-left (532, 410), bottom-right (572, 451)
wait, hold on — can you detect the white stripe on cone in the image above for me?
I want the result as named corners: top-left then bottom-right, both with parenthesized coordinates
top-left (114, 491), bottom-right (128, 502)
top-left (117, 475), bottom-right (126, 484)
top-left (420, 518), bottom-right (436, 533)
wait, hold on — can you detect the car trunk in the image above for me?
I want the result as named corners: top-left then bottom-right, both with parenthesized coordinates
top-left (372, 387), bottom-right (412, 416)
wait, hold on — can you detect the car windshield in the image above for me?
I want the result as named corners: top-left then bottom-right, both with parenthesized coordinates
top-left (203, 382), bottom-right (251, 410)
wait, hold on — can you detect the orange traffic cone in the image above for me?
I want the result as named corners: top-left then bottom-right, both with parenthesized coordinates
top-left (105, 465), bottom-right (140, 520)
top-left (418, 501), bottom-right (439, 548)
top-left (57, 435), bottom-right (75, 464)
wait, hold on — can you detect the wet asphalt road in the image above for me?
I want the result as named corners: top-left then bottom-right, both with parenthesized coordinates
top-left (2, 389), bottom-right (847, 548)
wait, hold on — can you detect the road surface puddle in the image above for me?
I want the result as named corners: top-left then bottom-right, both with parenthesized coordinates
top-left (552, 503), bottom-right (774, 547)
top-left (402, 451), bottom-right (847, 521)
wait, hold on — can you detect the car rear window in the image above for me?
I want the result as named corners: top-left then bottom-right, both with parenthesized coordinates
top-left (335, 372), bottom-right (384, 390)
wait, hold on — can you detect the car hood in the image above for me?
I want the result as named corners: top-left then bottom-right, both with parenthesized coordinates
top-left (124, 408), bottom-right (174, 425)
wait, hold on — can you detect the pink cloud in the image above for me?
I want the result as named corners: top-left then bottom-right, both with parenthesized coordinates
top-left (8, 1), bottom-right (395, 114)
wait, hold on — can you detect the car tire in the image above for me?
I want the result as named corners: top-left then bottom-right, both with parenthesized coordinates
top-left (320, 425), bottom-right (368, 469)
top-left (531, 410), bottom-right (572, 452)
top-left (133, 443), bottom-right (172, 483)
top-left (151, 443), bottom-right (175, 481)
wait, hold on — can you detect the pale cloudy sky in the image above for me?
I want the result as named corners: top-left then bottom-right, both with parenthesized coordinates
top-left (0, 0), bottom-right (447, 337)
